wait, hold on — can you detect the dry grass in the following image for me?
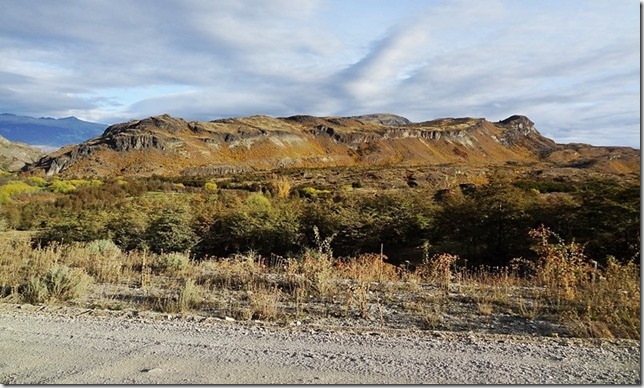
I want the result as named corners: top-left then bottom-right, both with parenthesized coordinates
top-left (270, 174), bottom-right (292, 198)
top-left (0, 226), bottom-right (639, 339)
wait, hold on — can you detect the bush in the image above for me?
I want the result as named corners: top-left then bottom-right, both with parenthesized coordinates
top-left (19, 265), bottom-right (92, 303)
top-left (301, 191), bottom-right (434, 258)
top-left (20, 277), bottom-right (50, 304)
top-left (27, 176), bottom-right (48, 187)
top-left (37, 209), bottom-right (111, 245)
top-left (43, 265), bottom-right (92, 301)
top-left (270, 175), bottom-right (291, 198)
top-left (196, 195), bottom-right (302, 257)
top-left (155, 279), bottom-right (202, 313)
top-left (84, 240), bottom-right (124, 283)
top-left (0, 181), bottom-right (40, 204)
top-left (50, 179), bottom-right (77, 193)
top-left (525, 226), bottom-right (640, 339)
top-left (108, 210), bottom-right (150, 251)
top-left (146, 208), bottom-right (197, 254)
top-left (153, 252), bottom-right (191, 273)
top-left (86, 239), bottom-right (121, 255)
top-left (204, 182), bottom-right (218, 192)
top-left (299, 186), bottom-right (331, 199)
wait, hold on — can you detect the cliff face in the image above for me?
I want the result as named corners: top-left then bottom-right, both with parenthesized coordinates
top-left (23, 113), bottom-right (639, 178)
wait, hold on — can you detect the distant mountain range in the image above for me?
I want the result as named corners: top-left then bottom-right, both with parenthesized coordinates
top-left (22, 113), bottom-right (640, 178)
top-left (0, 113), bottom-right (108, 149)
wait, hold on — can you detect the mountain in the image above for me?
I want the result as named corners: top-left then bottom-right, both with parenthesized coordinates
top-left (0, 113), bottom-right (108, 148)
top-left (0, 135), bottom-right (43, 172)
top-left (22, 113), bottom-right (639, 178)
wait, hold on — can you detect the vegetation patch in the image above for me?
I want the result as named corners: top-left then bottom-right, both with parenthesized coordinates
top-left (0, 169), bottom-right (639, 339)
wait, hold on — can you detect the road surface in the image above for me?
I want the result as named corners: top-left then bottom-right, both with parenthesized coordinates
top-left (0, 305), bottom-right (639, 384)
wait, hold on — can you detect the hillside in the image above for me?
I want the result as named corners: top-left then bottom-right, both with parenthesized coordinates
top-left (0, 135), bottom-right (43, 172)
top-left (0, 113), bottom-right (107, 148)
top-left (23, 113), bottom-right (639, 178)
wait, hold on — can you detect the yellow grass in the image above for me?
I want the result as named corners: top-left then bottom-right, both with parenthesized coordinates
top-left (0, 228), bottom-right (639, 339)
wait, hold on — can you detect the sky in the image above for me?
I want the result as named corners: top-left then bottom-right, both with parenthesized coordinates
top-left (0, 0), bottom-right (639, 147)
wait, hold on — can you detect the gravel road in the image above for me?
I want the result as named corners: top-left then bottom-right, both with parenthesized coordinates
top-left (0, 304), bottom-right (639, 384)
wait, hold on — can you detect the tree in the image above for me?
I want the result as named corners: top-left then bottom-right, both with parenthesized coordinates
top-left (146, 208), bottom-right (198, 254)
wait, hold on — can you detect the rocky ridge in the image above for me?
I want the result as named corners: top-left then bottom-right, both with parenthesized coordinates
top-left (22, 113), bottom-right (639, 177)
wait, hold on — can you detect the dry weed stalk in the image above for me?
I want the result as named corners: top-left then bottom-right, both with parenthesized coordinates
top-left (417, 253), bottom-right (459, 292)
top-left (270, 175), bottom-right (292, 199)
top-left (247, 284), bottom-right (282, 320)
top-left (528, 226), bottom-right (592, 304)
top-left (338, 253), bottom-right (400, 283)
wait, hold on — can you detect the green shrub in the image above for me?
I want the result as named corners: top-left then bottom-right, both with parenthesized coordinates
top-left (155, 279), bottom-right (201, 313)
top-left (153, 252), bottom-right (190, 273)
top-left (107, 210), bottom-right (150, 251)
top-left (146, 208), bottom-right (197, 254)
top-left (50, 179), bottom-right (77, 193)
top-left (86, 239), bottom-right (121, 255)
top-left (43, 265), bottom-right (92, 301)
top-left (38, 209), bottom-right (111, 245)
top-left (0, 181), bottom-right (40, 204)
top-left (20, 277), bottom-right (50, 304)
top-left (19, 265), bottom-right (92, 303)
top-left (196, 196), bottom-right (303, 257)
top-left (204, 182), bottom-right (218, 192)
top-left (299, 186), bottom-right (331, 198)
top-left (27, 176), bottom-right (48, 187)
top-left (245, 192), bottom-right (271, 211)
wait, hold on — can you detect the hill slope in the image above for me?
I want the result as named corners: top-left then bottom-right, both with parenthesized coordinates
top-left (0, 135), bottom-right (43, 172)
top-left (23, 113), bottom-right (639, 177)
top-left (0, 113), bottom-right (108, 148)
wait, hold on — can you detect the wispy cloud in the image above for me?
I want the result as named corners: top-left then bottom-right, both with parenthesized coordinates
top-left (0, 0), bottom-right (638, 147)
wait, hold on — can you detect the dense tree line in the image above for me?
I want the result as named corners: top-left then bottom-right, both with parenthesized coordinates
top-left (0, 173), bottom-right (639, 267)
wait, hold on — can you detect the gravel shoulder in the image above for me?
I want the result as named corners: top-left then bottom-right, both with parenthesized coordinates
top-left (0, 303), bottom-right (639, 384)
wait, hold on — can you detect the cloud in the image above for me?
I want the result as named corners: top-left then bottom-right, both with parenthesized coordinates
top-left (0, 0), bottom-right (639, 147)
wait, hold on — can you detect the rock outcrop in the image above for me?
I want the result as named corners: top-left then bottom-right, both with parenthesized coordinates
top-left (0, 135), bottom-right (43, 172)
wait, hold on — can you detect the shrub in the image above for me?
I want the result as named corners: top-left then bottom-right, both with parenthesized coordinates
top-left (146, 208), bottom-right (197, 254)
top-left (20, 265), bottom-right (92, 303)
top-left (86, 239), bottom-right (121, 255)
top-left (108, 209), bottom-right (150, 251)
top-left (43, 265), bottom-right (92, 301)
top-left (528, 225), bottom-right (591, 303)
top-left (526, 226), bottom-right (640, 339)
top-left (37, 209), bottom-right (111, 245)
top-left (83, 240), bottom-right (124, 283)
top-left (417, 253), bottom-right (459, 291)
top-left (197, 195), bottom-right (302, 257)
top-left (27, 176), bottom-right (48, 187)
top-left (248, 284), bottom-right (281, 320)
top-left (153, 252), bottom-right (191, 273)
top-left (0, 181), bottom-right (40, 204)
top-left (50, 179), bottom-right (77, 193)
top-left (270, 175), bottom-right (291, 198)
top-left (338, 253), bottom-right (400, 283)
top-left (204, 182), bottom-right (218, 192)
top-left (156, 279), bottom-right (202, 313)
top-left (20, 277), bottom-right (50, 304)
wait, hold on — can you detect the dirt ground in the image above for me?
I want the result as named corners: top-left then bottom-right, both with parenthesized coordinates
top-left (0, 303), bottom-right (639, 384)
